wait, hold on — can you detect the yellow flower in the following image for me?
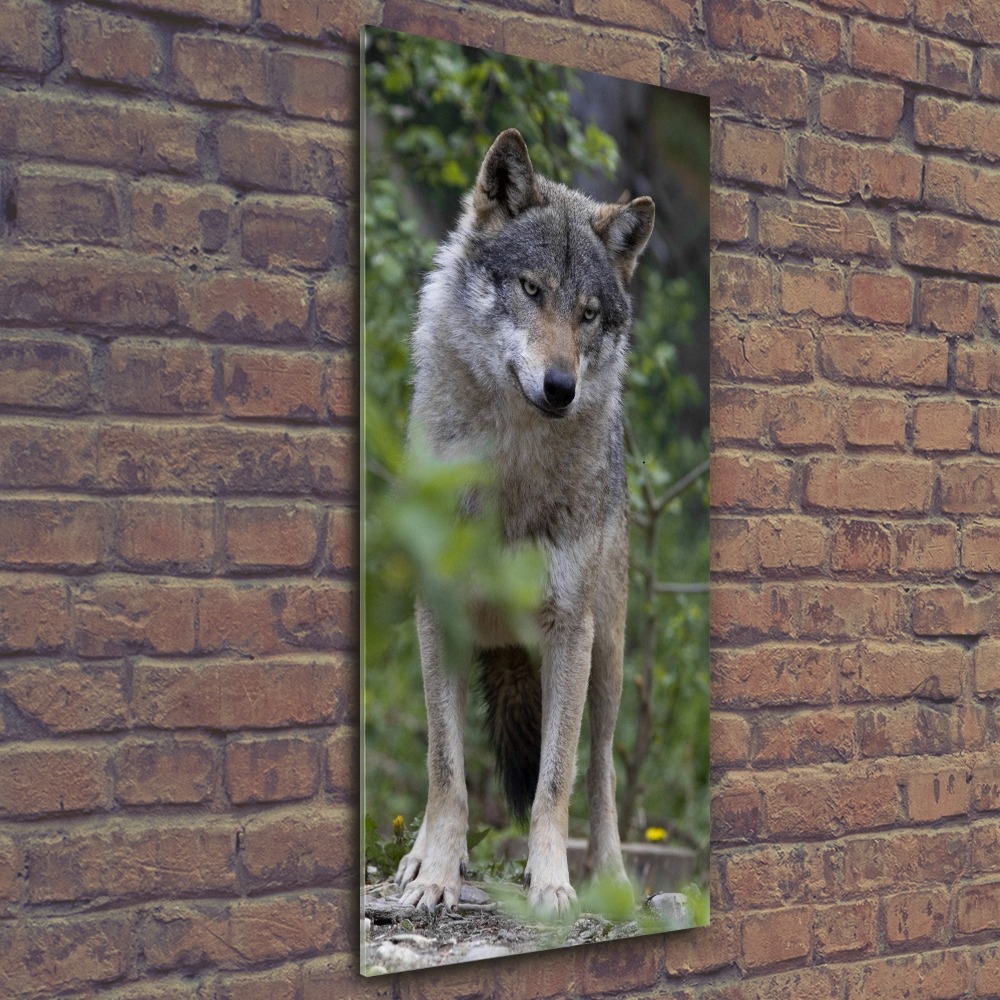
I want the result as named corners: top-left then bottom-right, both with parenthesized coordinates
top-left (645, 826), bottom-right (668, 843)
top-left (393, 814), bottom-right (406, 838)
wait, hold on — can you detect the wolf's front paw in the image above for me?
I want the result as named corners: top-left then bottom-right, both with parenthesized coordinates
top-left (395, 851), bottom-right (463, 910)
top-left (526, 877), bottom-right (578, 918)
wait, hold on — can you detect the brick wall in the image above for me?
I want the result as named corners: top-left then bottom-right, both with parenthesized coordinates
top-left (0, 0), bottom-right (998, 997)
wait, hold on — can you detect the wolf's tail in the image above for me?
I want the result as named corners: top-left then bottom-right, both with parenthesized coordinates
top-left (477, 646), bottom-right (542, 826)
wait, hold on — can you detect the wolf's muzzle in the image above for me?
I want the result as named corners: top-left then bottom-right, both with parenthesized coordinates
top-left (542, 368), bottom-right (576, 413)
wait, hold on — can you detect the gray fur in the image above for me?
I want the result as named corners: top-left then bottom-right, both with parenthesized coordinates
top-left (395, 129), bottom-right (654, 917)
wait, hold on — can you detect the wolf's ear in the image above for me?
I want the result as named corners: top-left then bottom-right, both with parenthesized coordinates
top-left (592, 196), bottom-right (655, 284)
top-left (472, 129), bottom-right (541, 228)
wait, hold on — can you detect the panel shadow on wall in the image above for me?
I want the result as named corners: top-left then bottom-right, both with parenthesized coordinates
top-left (360, 25), bottom-right (710, 974)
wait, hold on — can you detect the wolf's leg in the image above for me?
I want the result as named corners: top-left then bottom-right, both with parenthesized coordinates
top-left (524, 607), bottom-right (594, 917)
top-left (587, 563), bottom-right (630, 891)
top-left (395, 602), bottom-right (469, 909)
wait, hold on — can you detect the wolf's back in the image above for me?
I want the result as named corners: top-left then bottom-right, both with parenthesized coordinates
top-left (477, 645), bottom-right (542, 825)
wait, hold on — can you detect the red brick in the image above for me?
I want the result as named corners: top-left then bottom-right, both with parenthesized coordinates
top-left (712, 188), bottom-right (750, 243)
top-left (712, 785), bottom-right (764, 843)
top-left (796, 135), bottom-right (859, 203)
top-left (707, 0), bottom-right (841, 66)
top-left (913, 399), bottom-right (973, 452)
top-left (225, 503), bottom-right (321, 569)
top-left (838, 640), bottom-right (964, 702)
top-left (852, 949), bottom-right (971, 999)
top-left (844, 395), bottom-right (907, 448)
top-left (662, 913), bottom-right (738, 975)
top-left (860, 145), bottom-right (923, 203)
top-left (972, 760), bottom-right (1000, 812)
top-left (884, 888), bottom-right (951, 947)
top-left (742, 906), bottom-right (812, 969)
top-left (0, 334), bottom-right (91, 409)
top-left (759, 198), bottom-right (891, 262)
top-left (925, 36), bottom-right (975, 95)
top-left (851, 19), bottom-right (919, 82)
top-left (0, 499), bottom-right (104, 568)
top-left (780, 263), bottom-right (845, 318)
top-left (724, 843), bottom-right (841, 908)
top-left (316, 269), bottom-right (357, 346)
top-left (820, 78), bottom-right (905, 139)
top-left (925, 158), bottom-right (1000, 224)
top-left (132, 656), bottom-right (349, 731)
top-left (16, 166), bottom-right (121, 243)
top-left (240, 195), bottom-right (339, 270)
top-left (326, 506), bottom-right (358, 574)
top-left (955, 341), bottom-right (1000, 394)
top-left (860, 701), bottom-right (966, 757)
top-left (831, 519), bottom-right (891, 575)
top-left (0, 572), bottom-right (70, 652)
top-left (976, 640), bottom-right (1000, 696)
top-left (272, 50), bottom-right (354, 122)
top-left (915, 95), bottom-right (1000, 161)
top-left (130, 180), bottom-right (233, 254)
top-left (940, 461), bottom-right (1000, 514)
top-left (107, 339), bottom-right (214, 415)
top-left (212, 968), bottom-right (302, 1000)
top-left (240, 809), bottom-right (352, 889)
top-left (64, 5), bottom-right (164, 88)
top-left (712, 644), bottom-right (836, 708)
top-left (118, 498), bottom-right (215, 571)
top-left (503, 16), bottom-right (660, 85)
top-left (982, 406), bottom-right (1000, 454)
top-left (975, 942), bottom-right (1000, 997)
top-left (0, 745), bottom-right (111, 818)
top-left (896, 522), bottom-right (959, 574)
top-left (325, 725), bottom-right (357, 795)
top-left (0, 0), bottom-right (59, 74)
top-left (712, 387), bottom-right (769, 447)
top-left (0, 90), bottom-right (201, 174)
top-left (0, 915), bottom-right (132, 996)
top-left (814, 900), bottom-right (876, 958)
top-left (712, 320), bottom-right (813, 383)
top-left (982, 49), bottom-right (1000, 100)
top-left (848, 271), bottom-right (914, 326)
top-left (184, 272), bottom-right (310, 342)
top-left (26, 819), bottom-right (236, 903)
top-left (958, 882), bottom-right (1000, 935)
top-left (820, 331), bottom-right (948, 388)
top-left (715, 121), bottom-right (785, 189)
top-left (799, 582), bottom-right (902, 640)
top-left (913, 585), bottom-right (997, 636)
top-left (1, 661), bottom-right (126, 733)
top-left (963, 521), bottom-right (1000, 573)
top-left (755, 515), bottom-right (828, 572)
top-left (984, 287), bottom-right (1000, 337)
top-left (752, 709), bottom-right (853, 767)
top-left (919, 277), bottom-right (980, 334)
top-left (742, 967), bottom-right (845, 1000)
top-left (712, 255), bottom-right (775, 317)
top-left (663, 48), bottom-right (808, 123)
top-left (114, 738), bottom-right (216, 805)
top-left (712, 517), bottom-right (755, 575)
top-left (844, 829), bottom-right (965, 894)
top-left (769, 391), bottom-right (840, 449)
top-left (261, 0), bottom-right (381, 41)
top-left (225, 737), bottom-right (320, 805)
top-left (73, 577), bottom-right (198, 657)
top-left (804, 457), bottom-right (934, 514)
top-left (222, 348), bottom-right (325, 421)
top-left (173, 34), bottom-right (271, 107)
top-left (818, 0), bottom-right (907, 17)
top-left (915, 0), bottom-right (1000, 45)
top-left (218, 119), bottom-right (354, 199)
top-left (711, 712), bottom-right (750, 767)
top-left (710, 453), bottom-right (795, 511)
top-left (905, 764), bottom-right (972, 822)
top-left (712, 583), bottom-right (797, 642)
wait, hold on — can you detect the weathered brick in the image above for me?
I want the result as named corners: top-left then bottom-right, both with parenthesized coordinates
top-left (752, 709), bottom-right (854, 767)
top-left (849, 271), bottom-right (914, 326)
top-left (820, 78), bottom-right (905, 139)
top-left (712, 583), bottom-right (798, 642)
top-left (780, 263), bottom-right (845, 318)
top-left (712, 188), bottom-right (750, 244)
top-left (940, 461), bottom-right (1000, 514)
top-left (118, 497), bottom-right (215, 571)
top-left (838, 640), bottom-right (964, 702)
top-left (844, 395), bottom-right (907, 448)
top-left (173, 33), bottom-right (271, 108)
top-left (0, 572), bottom-right (70, 652)
top-left (962, 521), bottom-right (1000, 573)
top-left (820, 331), bottom-right (948, 388)
top-left (925, 158), bottom-right (1000, 225)
top-left (913, 585), bottom-right (997, 636)
top-left (804, 457), bottom-right (935, 514)
top-left (0, 745), bottom-right (111, 818)
top-left (831, 519), bottom-right (891, 575)
top-left (958, 882), bottom-right (1000, 935)
top-left (884, 889), bottom-right (951, 946)
top-left (64, 4), bottom-right (165, 88)
top-left (925, 36), bottom-right (975, 95)
top-left (0, 334), bottom-right (91, 409)
top-left (712, 320), bottom-right (813, 383)
top-left (225, 737), bottom-right (320, 805)
top-left (0, 499), bottom-right (105, 569)
top-left (114, 738), bottom-right (216, 805)
top-left (818, 0), bottom-right (907, 18)
top-left (16, 166), bottom-right (122, 243)
top-left (707, 0), bottom-right (841, 66)
top-left (272, 50), bottom-right (355, 122)
top-left (755, 515), bottom-right (828, 571)
top-left (183, 272), bottom-right (311, 342)
top-left (715, 121), bottom-right (786, 189)
top-left (905, 765), bottom-right (972, 822)
top-left (982, 49), bottom-right (1000, 100)
top-left (1, 661), bottom-right (127, 733)
top-left (913, 399), bottom-right (973, 452)
top-left (712, 644), bottom-right (836, 708)
top-left (796, 135), bottom-right (859, 203)
top-left (844, 829), bottom-right (966, 895)
top-left (798, 582), bottom-right (903, 640)
top-left (725, 842), bottom-right (841, 908)
top-left (742, 906), bottom-right (812, 969)
top-left (710, 453), bottom-right (795, 511)
top-left (851, 949), bottom-right (971, 999)
top-left (712, 255), bottom-right (776, 317)
top-left (973, 760), bottom-right (1000, 812)
top-left (956, 341), bottom-right (1000, 395)
top-left (222, 348), bottom-right (325, 421)
top-left (261, 0), bottom-right (381, 41)
top-left (225, 503), bottom-right (321, 569)
top-left (976, 640), bottom-right (1000, 696)
top-left (325, 725), bottom-right (357, 795)
top-left (240, 196), bottom-right (339, 270)
top-left (107, 339), bottom-right (215, 415)
top-left (769, 391), bottom-right (840, 450)
top-left (896, 522), bottom-right (959, 574)
top-left (851, 19), bottom-right (919, 82)
top-left (814, 900), bottom-right (877, 958)
top-left (915, 95), bottom-right (1000, 161)
top-left (326, 506), bottom-right (358, 575)
top-left (712, 712), bottom-right (750, 767)
top-left (860, 145), bottom-right (923, 203)
top-left (759, 198), bottom-right (891, 262)
top-left (915, 0), bottom-right (1000, 45)
top-left (919, 277), bottom-right (980, 334)
top-left (0, 0), bottom-right (60, 74)
top-left (130, 180), bottom-right (234, 254)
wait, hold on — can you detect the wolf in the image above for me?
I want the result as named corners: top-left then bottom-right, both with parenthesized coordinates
top-left (394, 128), bottom-right (655, 917)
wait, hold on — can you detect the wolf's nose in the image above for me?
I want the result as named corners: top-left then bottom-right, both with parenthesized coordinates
top-left (543, 369), bottom-right (576, 410)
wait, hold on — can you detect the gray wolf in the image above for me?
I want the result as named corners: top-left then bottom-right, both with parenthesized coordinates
top-left (395, 128), bottom-right (655, 917)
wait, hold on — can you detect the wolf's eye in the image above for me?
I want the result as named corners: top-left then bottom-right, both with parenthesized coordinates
top-left (582, 306), bottom-right (599, 322)
top-left (520, 277), bottom-right (540, 297)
